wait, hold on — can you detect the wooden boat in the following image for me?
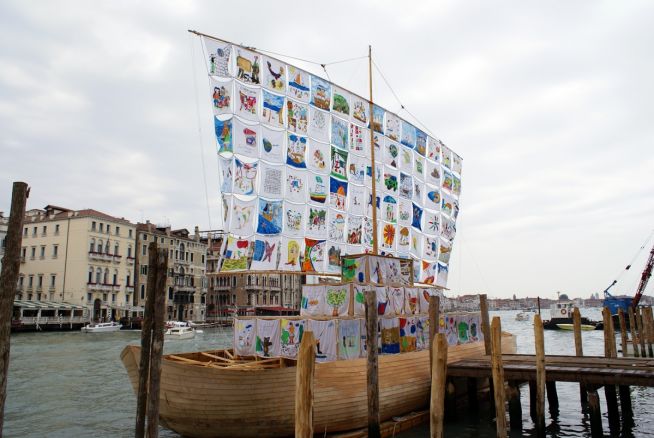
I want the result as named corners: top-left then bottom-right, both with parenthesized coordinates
top-left (121, 332), bottom-right (516, 438)
top-left (555, 323), bottom-right (595, 331)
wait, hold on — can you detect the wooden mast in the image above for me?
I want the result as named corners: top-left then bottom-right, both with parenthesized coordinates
top-left (368, 45), bottom-right (378, 255)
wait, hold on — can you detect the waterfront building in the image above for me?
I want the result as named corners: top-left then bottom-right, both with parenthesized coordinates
top-left (0, 211), bottom-right (8, 271)
top-left (16, 205), bottom-right (136, 321)
top-left (134, 223), bottom-right (208, 322)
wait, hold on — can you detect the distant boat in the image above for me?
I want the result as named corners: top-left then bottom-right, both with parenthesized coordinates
top-left (542, 295), bottom-right (601, 330)
top-left (556, 323), bottom-right (595, 331)
top-left (81, 322), bottom-right (122, 333)
top-left (515, 312), bottom-right (530, 321)
top-left (165, 326), bottom-right (196, 340)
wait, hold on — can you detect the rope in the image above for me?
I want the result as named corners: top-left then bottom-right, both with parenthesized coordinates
top-left (190, 34), bottom-right (213, 229)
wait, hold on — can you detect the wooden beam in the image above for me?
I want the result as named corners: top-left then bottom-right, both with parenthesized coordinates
top-left (430, 333), bottom-right (448, 438)
top-left (618, 308), bottom-right (629, 357)
top-left (628, 306), bottom-right (640, 357)
top-left (534, 313), bottom-right (546, 437)
top-left (429, 295), bottom-right (440, 372)
top-left (0, 182), bottom-right (28, 436)
top-left (588, 389), bottom-right (603, 438)
top-left (602, 307), bottom-right (620, 434)
top-left (295, 331), bottom-right (316, 438)
top-left (572, 307), bottom-right (587, 404)
top-left (365, 289), bottom-right (380, 437)
top-left (507, 381), bottom-right (522, 432)
top-left (490, 317), bottom-right (507, 438)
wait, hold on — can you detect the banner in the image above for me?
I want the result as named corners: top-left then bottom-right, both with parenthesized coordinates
top-left (441, 216), bottom-right (456, 241)
top-left (256, 198), bottom-right (283, 235)
top-left (300, 285), bottom-right (326, 316)
top-left (218, 156), bottom-right (233, 193)
top-left (210, 78), bottom-right (232, 116)
top-left (387, 286), bottom-right (405, 316)
top-left (352, 284), bottom-right (367, 315)
top-left (250, 235), bottom-right (280, 270)
top-left (381, 317), bottom-right (400, 354)
top-left (234, 82), bottom-right (259, 122)
top-left (427, 137), bottom-right (442, 162)
top-left (325, 284), bottom-right (350, 317)
top-left (284, 168), bottom-right (307, 203)
top-left (399, 317), bottom-right (418, 352)
top-left (331, 86), bottom-right (351, 118)
top-left (287, 99), bottom-right (308, 135)
top-left (342, 256), bottom-right (366, 283)
top-left (221, 235), bottom-right (250, 271)
top-left (234, 47), bottom-right (260, 85)
top-left (308, 173), bottom-right (328, 204)
top-left (262, 56), bottom-right (286, 93)
top-left (425, 159), bottom-right (441, 186)
top-left (261, 89), bottom-right (285, 128)
top-left (404, 287), bottom-right (419, 314)
top-left (309, 319), bottom-right (337, 362)
top-left (256, 319), bottom-right (280, 357)
top-left (351, 95), bottom-right (370, 126)
top-left (347, 154), bottom-right (366, 185)
top-left (400, 120), bottom-right (416, 148)
top-left (383, 139), bottom-right (400, 168)
top-left (436, 262), bottom-right (449, 287)
top-left (349, 123), bottom-right (369, 155)
top-left (283, 201), bottom-right (305, 238)
top-left (376, 286), bottom-right (389, 315)
top-left (329, 177), bottom-right (348, 210)
top-left (423, 209), bottom-right (440, 236)
top-left (233, 158), bottom-right (258, 195)
top-left (287, 66), bottom-right (310, 102)
top-left (386, 112), bottom-right (401, 142)
top-left (280, 318), bottom-right (305, 358)
top-left (308, 106), bottom-right (330, 142)
top-left (205, 38), bottom-right (232, 77)
top-left (325, 241), bottom-right (344, 273)
top-left (303, 238), bottom-right (326, 271)
top-left (338, 319), bottom-right (362, 359)
top-left (214, 117), bottom-right (233, 154)
top-left (310, 75), bottom-right (331, 111)
top-left (416, 316), bottom-right (429, 350)
top-left (258, 162), bottom-right (284, 199)
top-left (347, 185), bottom-right (366, 216)
top-left (234, 318), bottom-right (256, 356)
top-left (279, 237), bottom-right (302, 271)
top-left (420, 260), bottom-right (438, 284)
top-left (260, 125), bottom-right (285, 163)
top-left (328, 210), bottom-right (346, 242)
top-left (330, 145), bottom-right (348, 180)
top-left (229, 197), bottom-right (256, 236)
top-left (306, 206), bottom-right (328, 239)
top-left (346, 215), bottom-right (362, 245)
top-left (397, 226), bottom-right (411, 254)
top-left (415, 129), bottom-right (427, 157)
top-left (286, 133), bottom-right (307, 168)
top-left (307, 139), bottom-right (330, 173)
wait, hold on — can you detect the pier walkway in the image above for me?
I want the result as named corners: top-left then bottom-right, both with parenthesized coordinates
top-left (447, 354), bottom-right (654, 387)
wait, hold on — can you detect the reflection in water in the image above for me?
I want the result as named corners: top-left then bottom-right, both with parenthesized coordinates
top-left (4, 310), bottom-right (654, 437)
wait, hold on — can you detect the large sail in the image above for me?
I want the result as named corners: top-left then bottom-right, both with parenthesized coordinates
top-left (202, 35), bottom-right (462, 287)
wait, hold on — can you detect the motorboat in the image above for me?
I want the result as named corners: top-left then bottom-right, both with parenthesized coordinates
top-left (81, 321), bottom-right (122, 333)
top-left (515, 311), bottom-right (530, 321)
top-left (164, 325), bottom-right (196, 340)
top-left (542, 295), bottom-right (601, 330)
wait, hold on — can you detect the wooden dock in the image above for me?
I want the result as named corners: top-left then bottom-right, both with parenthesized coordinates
top-left (447, 354), bottom-right (654, 387)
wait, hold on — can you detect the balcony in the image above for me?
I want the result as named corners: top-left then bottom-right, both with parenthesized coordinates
top-left (88, 251), bottom-right (113, 262)
top-left (173, 285), bottom-right (195, 293)
top-left (112, 284), bottom-right (122, 292)
top-left (112, 254), bottom-right (122, 264)
top-left (126, 257), bottom-right (135, 266)
top-left (86, 283), bottom-right (113, 292)
top-left (125, 286), bottom-right (134, 294)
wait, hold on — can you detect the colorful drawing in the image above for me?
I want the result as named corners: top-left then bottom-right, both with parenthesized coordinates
top-left (235, 48), bottom-right (260, 84)
top-left (386, 112), bottom-right (401, 141)
top-left (331, 117), bottom-right (349, 150)
top-left (424, 210), bottom-right (440, 235)
top-left (287, 65), bottom-right (310, 102)
top-left (284, 202), bottom-right (305, 237)
top-left (428, 137), bottom-right (442, 162)
top-left (232, 118), bottom-right (259, 157)
top-left (308, 174), bottom-right (328, 203)
top-left (230, 197), bottom-right (256, 235)
top-left (346, 216), bottom-right (362, 245)
top-left (326, 242), bottom-right (343, 272)
top-left (260, 125), bottom-right (284, 162)
top-left (221, 236), bottom-right (250, 271)
top-left (351, 95), bottom-right (369, 126)
top-left (310, 75), bottom-right (331, 110)
top-left (307, 206), bottom-right (327, 236)
top-left (338, 319), bottom-right (362, 359)
top-left (397, 226), bottom-right (410, 253)
top-left (255, 319), bottom-right (280, 357)
top-left (218, 156), bottom-right (233, 193)
top-left (415, 129), bottom-right (427, 156)
top-left (326, 286), bottom-right (349, 317)
top-left (401, 120), bottom-right (416, 148)
top-left (251, 235), bottom-right (280, 270)
top-left (210, 79), bottom-right (232, 116)
top-left (205, 39), bottom-right (231, 77)
top-left (234, 318), bottom-right (255, 356)
top-left (309, 107), bottom-right (330, 142)
top-left (233, 158), bottom-right (258, 195)
top-left (280, 319), bottom-right (305, 358)
top-left (411, 203), bottom-right (423, 230)
top-left (398, 199), bottom-right (412, 225)
top-left (263, 56), bottom-right (286, 92)
top-left (383, 170), bottom-right (398, 193)
top-left (328, 211), bottom-right (346, 242)
top-left (439, 239), bottom-right (452, 264)
top-left (303, 238), bottom-right (326, 272)
top-left (286, 133), bottom-right (307, 168)
top-left (384, 140), bottom-right (399, 168)
top-left (371, 105), bottom-right (384, 134)
top-left (214, 117), bottom-right (233, 153)
top-left (280, 238), bottom-right (301, 271)
top-left (235, 82), bottom-right (258, 121)
top-left (381, 318), bottom-right (400, 354)
top-left (348, 154), bottom-right (366, 184)
top-left (399, 173), bottom-right (412, 199)
top-left (424, 236), bottom-right (439, 259)
top-left (329, 177), bottom-right (348, 211)
top-left (349, 123), bottom-right (368, 154)
top-left (309, 319), bottom-right (337, 362)
top-left (307, 140), bottom-right (329, 172)
top-left (332, 87), bottom-right (350, 116)
top-left (287, 99), bottom-right (308, 134)
top-left (441, 216), bottom-right (456, 241)
top-left (330, 146), bottom-right (348, 180)
top-left (261, 89), bottom-right (285, 128)
top-left (382, 195), bottom-right (397, 223)
top-left (382, 222), bottom-right (396, 250)
top-left (399, 317), bottom-right (418, 352)
top-left (452, 153), bottom-right (463, 175)
top-left (441, 145), bottom-right (452, 169)
top-left (256, 198), bottom-right (283, 235)
top-left (436, 262), bottom-right (449, 287)
top-left (452, 175), bottom-right (461, 197)
top-left (258, 162), bottom-right (284, 198)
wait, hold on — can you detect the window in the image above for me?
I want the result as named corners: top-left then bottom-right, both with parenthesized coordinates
top-left (232, 294), bottom-right (236, 304)
top-left (50, 275), bottom-right (56, 288)
top-left (88, 268), bottom-right (93, 284)
top-left (160, 237), bottom-right (164, 244)
top-left (28, 275), bottom-right (34, 288)
top-left (103, 293), bottom-right (108, 302)
top-left (40, 246), bottom-right (46, 258)
top-left (52, 245), bottom-right (58, 258)
top-left (128, 229), bottom-right (133, 238)
top-left (115, 226), bottom-right (120, 236)
top-left (89, 239), bottom-right (95, 252)
top-left (55, 224), bottom-right (60, 235)
top-left (32, 227), bottom-right (37, 236)
top-left (42, 226), bottom-right (47, 236)
top-left (114, 243), bottom-right (119, 256)
top-left (191, 253), bottom-right (194, 263)
top-left (142, 234), bottom-right (147, 241)
top-left (99, 223), bottom-right (103, 232)
top-left (112, 271), bottom-right (118, 285)
top-left (92, 221), bottom-right (96, 231)
top-left (168, 287), bottom-right (173, 300)
top-left (87, 293), bottom-right (92, 302)
top-left (104, 241), bottom-right (110, 254)
top-left (140, 265), bottom-right (148, 276)
top-left (202, 255), bottom-right (205, 264)
top-left (127, 246), bottom-right (132, 258)
top-left (140, 284), bottom-right (145, 300)
top-left (142, 244), bottom-right (147, 256)
top-left (21, 247), bottom-right (26, 258)
top-left (30, 247), bottom-right (36, 259)
top-left (103, 269), bottom-right (109, 284)
top-left (112, 294), bottom-right (116, 302)
top-left (37, 275), bottom-right (43, 289)
top-left (23, 227), bottom-right (28, 237)
top-left (96, 268), bottom-right (102, 284)
top-left (97, 240), bottom-right (103, 254)
top-left (126, 274), bottom-right (131, 286)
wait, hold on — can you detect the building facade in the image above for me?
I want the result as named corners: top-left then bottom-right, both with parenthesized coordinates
top-left (134, 223), bottom-right (208, 322)
top-left (16, 205), bottom-right (136, 321)
top-left (0, 212), bottom-right (8, 272)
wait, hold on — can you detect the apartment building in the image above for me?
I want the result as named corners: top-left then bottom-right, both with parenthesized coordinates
top-left (0, 212), bottom-right (7, 271)
top-left (16, 205), bottom-right (136, 321)
top-left (134, 223), bottom-right (208, 322)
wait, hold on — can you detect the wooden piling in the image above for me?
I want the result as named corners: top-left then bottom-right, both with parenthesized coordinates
top-left (295, 331), bottom-right (316, 438)
top-left (146, 244), bottom-right (168, 438)
top-left (0, 182), bottom-right (29, 436)
top-left (534, 313), bottom-right (546, 437)
top-left (430, 333), bottom-right (448, 438)
top-left (587, 389), bottom-right (603, 438)
top-left (572, 307), bottom-right (587, 403)
top-left (644, 307), bottom-right (654, 357)
top-left (602, 307), bottom-right (620, 434)
top-left (480, 294), bottom-right (491, 355)
top-left (528, 380), bottom-right (536, 422)
top-left (467, 378), bottom-right (479, 412)
top-left (634, 307), bottom-right (647, 357)
top-left (507, 381), bottom-right (522, 432)
top-left (429, 295), bottom-right (440, 372)
top-left (490, 317), bottom-right (507, 438)
top-left (136, 243), bottom-right (158, 437)
top-left (628, 306), bottom-right (640, 357)
top-left (365, 290), bottom-right (380, 438)
top-left (618, 308), bottom-right (628, 357)
top-left (546, 381), bottom-right (559, 418)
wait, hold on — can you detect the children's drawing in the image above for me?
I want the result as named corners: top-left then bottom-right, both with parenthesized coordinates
top-left (411, 203), bottom-right (423, 230)
top-left (346, 215), bottom-right (362, 245)
top-left (255, 319), bottom-right (280, 357)
top-left (214, 117), bottom-right (233, 154)
top-left (263, 56), bottom-right (286, 92)
top-left (287, 65), bottom-right (310, 102)
top-left (235, 82), bottom-right (258, 121)
top-left (438, 239), bottom-right (452, 264)
top-left (338, 319), bottom-right (362, 359)
top-left (347, 184), bottom-right (366, 216)
top-left (229, 197), bottom-right (256, 236)
top-left (351, 95), bottom-right (370, 126)
top-left (329, 177), bottom-right (348, 211)
top-left (371, 104), bottom-right (384, 134)
top-left (287, 99), bottom-right (308, 135)
top-left (205, 38), bottom-right (231, 77)
top-left (415, 129), bottom-right (427, 156)
top-left (284, 169), bottom-right (307, 203)
top-left (308, 106), bottom-right (330, 142)
top-left (381, 318), bottom-right (400, 354)
top-left (219, 156), bottom-right (233, 193)
top-left (256, 198), bottom-right (283, 235)
top-left (326, 285), bottom-right (350, 316)
top-left (283, 201), bottom-right (305, 237)
top-left (328, 210), bottom-right (346, 242)
top-left (400, 120), bottom-right (416, 148)
top-left (399, 317), bottom-right (418, 352)
top-left (309, 319), bottom-right (337, 362)
top-left (233, 158), bottom-right (258, 195)
top-left (423, 210), bottom-right (440, 236)
top-left (306, 206), bottom-right (327, 238)
top-left (251, 235), bottom-right (280, 270)
top-left (310, 75), bottom-right (331, 111)
top-left (303, 238), bottom-right (326, 272)
top-left (382, 195), bottom-right (397, 224)
top-left (330, 116), bottom-right (349, 150)
top-left (210, 78), bottom-right (232, 116)
top-left (260, 125), bottom-right (284, 163)
top-left (349, 123), bottom-right (368, 155)
top-left (308, 173), bottom-right (328, 204)
top-left (383, 139), bottom-right (399, 168)
top-left (307, 140), bottom-right (329, 173)
top-left (386, 112), bottom-right (401, 141)
top-left (258, 162), bottom-right (284, 198)
top-left (332, 86), bottom-right (351, 117)
top-left (261, 89), bottom-right (285, 128)
top-left (279, 237), bottom-right (302, 271)
top-left (330, 146), bottom-right (348, 180)
top-left (286, 133), bottom-right (307, 168)
top-left (280, 319), bottom-right (305, 358)
top-left (234, 319), bottom-right (255, 356)
top-left (221, 235), bottom-right (250, 271)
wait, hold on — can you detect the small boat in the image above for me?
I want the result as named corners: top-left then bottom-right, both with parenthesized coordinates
top-left (515, 312), bottom-right (530, 321)
top-left (81, 322), bottom-right (122, 333)
top-left (165, 320), bottom-right (190, 329)
top-left (556, 323), bottom-right (595, 331)
top-left (542, 295), bottom-right (601, 330)
top-left (164, 326), bottom-right (196, 340)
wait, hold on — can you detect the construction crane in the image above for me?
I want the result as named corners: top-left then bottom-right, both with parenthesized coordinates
top-left (631, 243), bottom-right (654, 308)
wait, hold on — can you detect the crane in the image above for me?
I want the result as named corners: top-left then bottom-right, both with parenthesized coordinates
top-left (631, 243), bottom-right (654, 308)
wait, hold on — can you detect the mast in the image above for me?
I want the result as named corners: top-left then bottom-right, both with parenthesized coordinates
top-left (368, 45), bottom-right (378, 255)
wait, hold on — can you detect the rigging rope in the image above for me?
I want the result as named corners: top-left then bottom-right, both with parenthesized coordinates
top-left (190, 34), bottom-right (213, 229)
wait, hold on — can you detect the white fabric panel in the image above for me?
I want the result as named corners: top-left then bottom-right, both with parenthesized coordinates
top-left (234, 47), bottom-right (261, 85)
top-left (348, 184), bottom-right (366, 216)
top-left (258, 162), bottom-right (285, 199)
top-left (229, 196), bottom-right (257, 236)
top-left (218, 156), bottom-right (233, 194)
top-left (260, 89), bottom-right (285, 128)
top-left (287, 99), bottom-right (309, 136)
top-left (383, 138), bottom-right (400, 168)
top-left (325, 241), bottom-right (345, 273)
top-left (280, 318), bottom-right (305, 358)
top-left (232, 158), bottom-right (258, 196)
top-left (306, 205), bottom-right (328, 239)
top-left (306, 139), bottom-right (330, 173)
top-left (385, 112), bottom-right (401, 142)
top-left (351, 95), bottom-right (370, 127)
top-left (232, 118), bottom-right (260, 158)
top-left (287, 65), bottom-right (310, 102)
top-left (233, 318), bottom-right (256, 356)
top-left (439, 238), bottom-right (452, 264)
top-left (284, 168), bottom-right (308, 204)
top-left (440, 215), bottom-right (456, 241)
top-left (204, 38), bottom-right (232, 77)
top-left (279, 237), bottom-right (303, 271)
top-left (331, 86), bottom-right (351, 118)
top-left (300, 285), bottom-right (326, 316)
top-left (234, 82), bottom-right (259, 121)
top-left (325, 285), bottom-right (351, 317)
top-left (283, 201), bottom-right (306, 238)
top-left (260, 125), bottom-right (285, 163)
top-left (397, 225), bottom-right (411, 255)
top-left (424, 185), bottom-right (441, 211)
top-left (262, 56), bottom-right (286, 93)
top-left (387, 287), bottom-right (405, 316)
top-left (328, 209), bottom-right (347, 243)
top-left (255, 319), bottom-right (281, 358)
top-left (250, 235), bottom-right (281, 270)
top-left (349, 123), bottom-right (369, 156)
top-left (346, 215), bottom-right (363, 245)
top-left (347, 154), bottom-right (367, 185)
top-left (436, 262), bottom-right (449, 288)
top-left (210, 78), bottom-right (233, 116)
top-left (427, 136), bottom-right (442, 162)
top-left (308, 106), bottom-right (330, 142)
top-left (423, 209), bottom-right (440, 236)
top-left (338, 319), bottom-right (362, 360)
top-left (404, 287), bottom-right (419, 315)
top-left (307, 172), bottom-right (329, 205)
top-left (309, 319), bottom-right (337, 362)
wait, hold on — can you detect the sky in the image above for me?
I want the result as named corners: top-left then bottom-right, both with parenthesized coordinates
top-left (1, 1), bottom-right (653, 299)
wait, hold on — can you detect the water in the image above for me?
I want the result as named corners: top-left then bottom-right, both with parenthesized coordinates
top-left (4, 310), bottom-right (653, 437)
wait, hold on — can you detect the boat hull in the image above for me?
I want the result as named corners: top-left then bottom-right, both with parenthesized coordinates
top-left (121, 333), bottom-right (516, 438)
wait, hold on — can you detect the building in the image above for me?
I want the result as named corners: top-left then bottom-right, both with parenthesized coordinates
top-left (0, 212), bottom-right (8, 271)
top-left (16, 205), bottom-right (137, 321)
top-left (134, 223), bottom-right (208, 322)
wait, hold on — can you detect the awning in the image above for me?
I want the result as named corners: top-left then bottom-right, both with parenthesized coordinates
top-left (13, 300), bottom-right (86, 310)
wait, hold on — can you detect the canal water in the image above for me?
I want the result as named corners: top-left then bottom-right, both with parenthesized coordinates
top-left (4, 309), bottom-right (653, 437)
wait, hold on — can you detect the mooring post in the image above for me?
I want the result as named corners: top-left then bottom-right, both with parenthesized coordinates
top-left (602, 307), bottom-right (620, 434)
top-left (587, 389), bottom-right (603, 438)
top-left (479, 294), bottom-right (494, 412)
top-left (295, 331), bottom-right (316, 438)
top-left (618, 308), bottom-right (629, 357)
top-left (572, 307), bottom-right (587, 404)
top-left (628, 306), bottom-right (640, 357)
top-left (507, 381), bottom-right (522, 433)
top-left (528, 380), bottom-right (536, 422)
top-left (634, 307), bottom-right (647, 357)
top-left (490, 317), bottom-right (507, 438)
top-left (545, 381), bottom-right (559, 418)
top-left (135, 242), bottom-right (159, 438)
top-left (146, 244), bottom-right (168, 438)
top-left (430, 333), bottom-right (448, 438)
top-left (645, 307), bottom-right (654, 357)
top-left (0, 182), bottom-right (29, 436)
top-left (429, 295), bottom-right (440, 372)
top-left (534, 313), bottom-right (546, 437)
top-left (365, 290), bottom-right (380, 438)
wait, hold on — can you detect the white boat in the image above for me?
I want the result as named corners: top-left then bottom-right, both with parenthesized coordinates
top-left (165, 326), bottom-right (196, 340)
top-left (515, 311), bottom-right (530, 321)
top-left (166, 320), bottom-right (190, 329)
top-left (81, 322), bottom-right (122, 333)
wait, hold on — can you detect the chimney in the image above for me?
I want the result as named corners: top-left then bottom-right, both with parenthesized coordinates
top-left (194, 226), bottom-right (200, 242)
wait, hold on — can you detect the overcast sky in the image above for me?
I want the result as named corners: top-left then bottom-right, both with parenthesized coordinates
top-left (1, 1), bottom-right (653, 299)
